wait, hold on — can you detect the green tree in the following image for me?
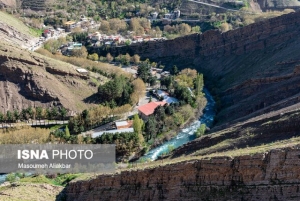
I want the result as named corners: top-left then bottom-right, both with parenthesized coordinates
top-left (44, 39), bottom-right (60, 54)
top-left (53, 129), bottom-right (66, 143)
top-left (133, 114), bottom-right (144, 143)
top-left (173, 112), bottom-right (184, 126)
top-left (6, 111), bottom-right (13, 125)
top-left (5, 173), bottom-right (16, 183)
top-left (191, 25), bottom-right (201, 33)
top-left (195, 124), bottom-right (206, 137)
top-left (46, 108), bottom-right (52, 124)
top-left (27, 107), bottom-right (34, 120)
top-left (148, 76), bottom-right (157, 86)
top-left (161, 76), bottom-right (174, 90)
top-left (36, 107), bottom-right (43, 123)
top-left (145, 116), bottom-right (157, 141)
top-left (88, 53), bottom-right (99, 61)
top-left (0, 112), bottom-right (4, 127)
top-left (21, 108), bottom-right (29, 121)
top-left (194, 73), bottom-right (204, 96)
top-left (51, 107), bottom-right (59, 123)
top-left (13, 110), bottom-right (19, 123)
top-left (60, 107), bottom-right (67, 123)
top-left (65, 125), bottom-right (71, 139)
top-left (170, 65), bottom-right (179, 75)
top-left (137, 60), bottom-right (151, 83)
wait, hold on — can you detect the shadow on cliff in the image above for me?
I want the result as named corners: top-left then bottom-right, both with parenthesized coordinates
top-left (55, 187), bottom-right (67, 201)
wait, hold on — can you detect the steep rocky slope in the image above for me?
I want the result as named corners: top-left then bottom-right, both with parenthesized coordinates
top-left (0, 0), bottom-right (16, 8)
top-left (0, 11), bottom-right (37, 49)
top-left (0, 42), bottom-right (98, 112)
top-left (102, 11), bottom-right (300, 126)
top-left (65, 145), bottom-right (300, 201)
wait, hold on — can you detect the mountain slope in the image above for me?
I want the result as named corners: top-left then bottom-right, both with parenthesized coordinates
top-left (0, 11), bottom-right (36, 49)
top-left (0, 41), bottom-right (99, 112)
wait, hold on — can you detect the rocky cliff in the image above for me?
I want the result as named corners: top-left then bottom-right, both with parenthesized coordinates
top-left (65, 146), bottom-right (300, 201)
top-left (98, 11), bottom-right (300, 125)
top-left (0, 0), bottom-right (16, 8)
top-left (0, 42), bottom-right (97, 112)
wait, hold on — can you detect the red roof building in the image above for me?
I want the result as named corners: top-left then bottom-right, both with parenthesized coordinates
top-left (138, 102), bottom-right (166, 120)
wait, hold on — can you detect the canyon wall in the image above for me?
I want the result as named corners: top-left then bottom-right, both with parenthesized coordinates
top-left (65, 146), bottom-right (300, 201)
top-left (100, 12), bottom-right (300, 67)
top-left (97, 11), bottom-right (300, 124)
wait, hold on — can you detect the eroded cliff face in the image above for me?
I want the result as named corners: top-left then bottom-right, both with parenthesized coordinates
top-left (98, 11), bottom-right (300, 124)
top-left (65, 146), bottom-right (300, 201)
top-left (0, 42), bottom-right (96, 112)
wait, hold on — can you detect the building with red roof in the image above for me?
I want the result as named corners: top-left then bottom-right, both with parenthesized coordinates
top-left (138, 101), bottom-right (166, 120)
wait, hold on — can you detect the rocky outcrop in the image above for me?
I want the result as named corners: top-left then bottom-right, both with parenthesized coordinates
top-left (65, 146), bottom-right (300, 201)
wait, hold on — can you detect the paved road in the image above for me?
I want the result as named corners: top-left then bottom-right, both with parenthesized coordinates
top-left (188, 0), bottom-right (239, 12)
top-left (188, 0), bottom-right (257, 14)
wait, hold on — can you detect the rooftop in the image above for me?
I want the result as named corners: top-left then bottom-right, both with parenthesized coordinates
top-left (64, 21), bottom-right (76, 25)
top-left (115, 121), bottom-right (128, 127)
top-left (76, 68), bottom-right (88, 73)
top-left (92, 128), bottom-right (134, 138)
top-left (138, 101), bottom-right (166, 116)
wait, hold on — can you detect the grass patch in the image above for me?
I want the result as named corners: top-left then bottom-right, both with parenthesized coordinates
top-left (20, 174), bottom-right (81, 186)
top-left (29, 27), bottom-right (43, 37)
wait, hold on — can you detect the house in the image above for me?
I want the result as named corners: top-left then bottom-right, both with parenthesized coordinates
top-left (163, 96), bottom-right (179, 104)
top-left (76, 68), bottom-right (89, 75)
top-left (64, 42), bottom-right (83, 55)
top-left (56, 28), bottom-right (65, 34)
top-left (151, 12), bottom-right (158, 19)
top-left (92, 128), bottom-right (134, 138)
top-left (156, 90), bottom-right (169, 99)
top-left (138, 101), bottom-right (167, 120)
top-left (164, 13), bottom-right (172, 19)
top-left (161, 71), bottom-right (170, 77)
top-left (154, 90), bottom-right (179, 104)
top-left (174, 9), bottom-right (181, 18)
top-left (43, 29), bottom-right (51, 38)
top-left (115, 120), bottom-right (133, 130)
top-left (64, 21), bottom-right (76, 32)
top-left (91, 32), bottom-right (101, 42)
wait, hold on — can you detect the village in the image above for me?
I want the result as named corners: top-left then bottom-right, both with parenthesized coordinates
top-left (31, 7), bottom-right (185, 53)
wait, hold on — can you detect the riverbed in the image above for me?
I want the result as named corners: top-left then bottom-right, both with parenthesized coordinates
top-left (140, 88), bottom-right (216, 161)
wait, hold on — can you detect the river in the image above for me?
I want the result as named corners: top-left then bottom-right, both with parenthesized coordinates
top-left (140, 88), bottom-right (216, 161)
top-left (0, 174), bottom-right (6, 184)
